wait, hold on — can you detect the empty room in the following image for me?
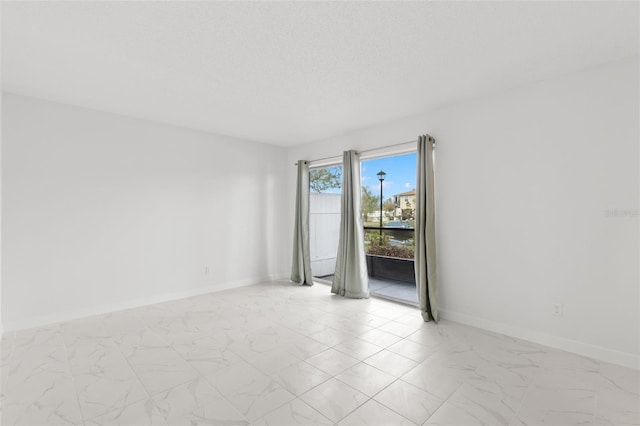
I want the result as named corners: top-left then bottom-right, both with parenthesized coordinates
top-left (1, 1), bottom-right (638, 425)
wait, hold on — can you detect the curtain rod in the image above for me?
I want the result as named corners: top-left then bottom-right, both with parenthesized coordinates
top-left (294, 138), bottom-right (434, 166)
top-left (294, 154), bottom-right (341, 167)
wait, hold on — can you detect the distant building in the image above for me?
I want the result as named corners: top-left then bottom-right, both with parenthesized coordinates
top-left (394, 189), bottom-right (416, 220)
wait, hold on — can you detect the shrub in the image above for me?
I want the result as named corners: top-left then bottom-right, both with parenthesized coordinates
top-left (364, 232), bottom-right (414, 259)
top-left (366, 244), bottom-right (414, 259)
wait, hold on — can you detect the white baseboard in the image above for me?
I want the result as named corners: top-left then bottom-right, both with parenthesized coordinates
top-left (439, 308), bottom-right (640, 370)
top-left (1, 274), bottom-right (287, 333)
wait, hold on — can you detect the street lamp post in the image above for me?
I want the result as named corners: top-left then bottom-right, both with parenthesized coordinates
top-left (377, 170), bottom-right (386, 236)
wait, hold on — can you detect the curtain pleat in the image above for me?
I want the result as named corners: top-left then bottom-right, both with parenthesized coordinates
top-left (332, 150), bottom-right (369, 298)
top-left (290, 160), bottom-right (314, 285)
top-left (415, 135), bottom-right (438, 321)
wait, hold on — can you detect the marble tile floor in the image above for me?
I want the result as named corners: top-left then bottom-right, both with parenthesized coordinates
top-left (0, 280), bottom-right (638, 425)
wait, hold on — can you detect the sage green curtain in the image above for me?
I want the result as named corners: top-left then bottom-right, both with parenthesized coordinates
top-left (415, 135), bottom-right (438, 321)
top-left (291, 160), bottom-right (313, 285)
top-left (332, 150), bottom-right (369, 298)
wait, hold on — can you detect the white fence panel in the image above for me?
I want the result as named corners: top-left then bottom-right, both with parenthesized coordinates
top-left (310, 193), bottom-right (341, 277)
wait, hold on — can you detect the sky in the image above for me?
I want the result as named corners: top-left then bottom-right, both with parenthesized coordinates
top-left (314, 152), bottom-right (417, 198)
top-left (361, 152), bottom-right (417, 199)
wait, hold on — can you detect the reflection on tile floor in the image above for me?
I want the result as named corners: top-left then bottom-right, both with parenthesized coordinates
top-left (1, 280), bottom-right (638, 425)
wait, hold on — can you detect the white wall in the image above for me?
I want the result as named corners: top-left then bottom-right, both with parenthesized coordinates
top-left (287, 57), bottom-right (640, 368)
top-left (1, 93), bottom-right (289, 330)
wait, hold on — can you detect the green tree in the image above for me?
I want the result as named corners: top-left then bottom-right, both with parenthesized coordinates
top-left (401, 208), bottom-right (414, 220)
top-left (383, 197), bottom-right (396, 219)
top-left (309, 167), bottom-right (342, 193)
top-left (361, 186), bottom-right (380, 222)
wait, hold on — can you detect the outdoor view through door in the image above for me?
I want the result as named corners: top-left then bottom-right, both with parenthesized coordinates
top-left (309, 165), bottom-right (342, 280)
top-left (310, 152), bottom-right (418, 305)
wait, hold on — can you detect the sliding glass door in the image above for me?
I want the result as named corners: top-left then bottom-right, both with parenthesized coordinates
top-left (308, 165), bottom-right (342, 280)
top-left (308, 153), bottom-right (419, 306)
top-left (361, 152), bottom-right (418, 304)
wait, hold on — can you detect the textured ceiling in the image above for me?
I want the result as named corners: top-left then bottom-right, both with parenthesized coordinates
top-left (2, 1), bottom-right (638, 146)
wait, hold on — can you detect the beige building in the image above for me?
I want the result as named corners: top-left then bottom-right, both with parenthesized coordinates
top-left (394, 189), bottom-right (416, 219)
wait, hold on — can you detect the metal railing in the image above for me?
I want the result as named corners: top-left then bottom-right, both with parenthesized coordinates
top-left (363, 226), bottom-right (415, 241)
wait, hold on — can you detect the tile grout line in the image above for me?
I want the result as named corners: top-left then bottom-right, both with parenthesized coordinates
top-left (63, 319), bottom-right (156, 424)
top-left (107, 325), bottom-right (171, 425)
top-left (215, 337), bottom-right (336, 423)
top-left (0, 331), bottom-right (17, 417)
top-left (145, 319), bottom-right (275, 424)
top-left (341, 344), bottom-right (443, 425)
top-left (300, 335), bottom-right (429, 425)
top-left (59, 332), bottom-right (86, 425)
